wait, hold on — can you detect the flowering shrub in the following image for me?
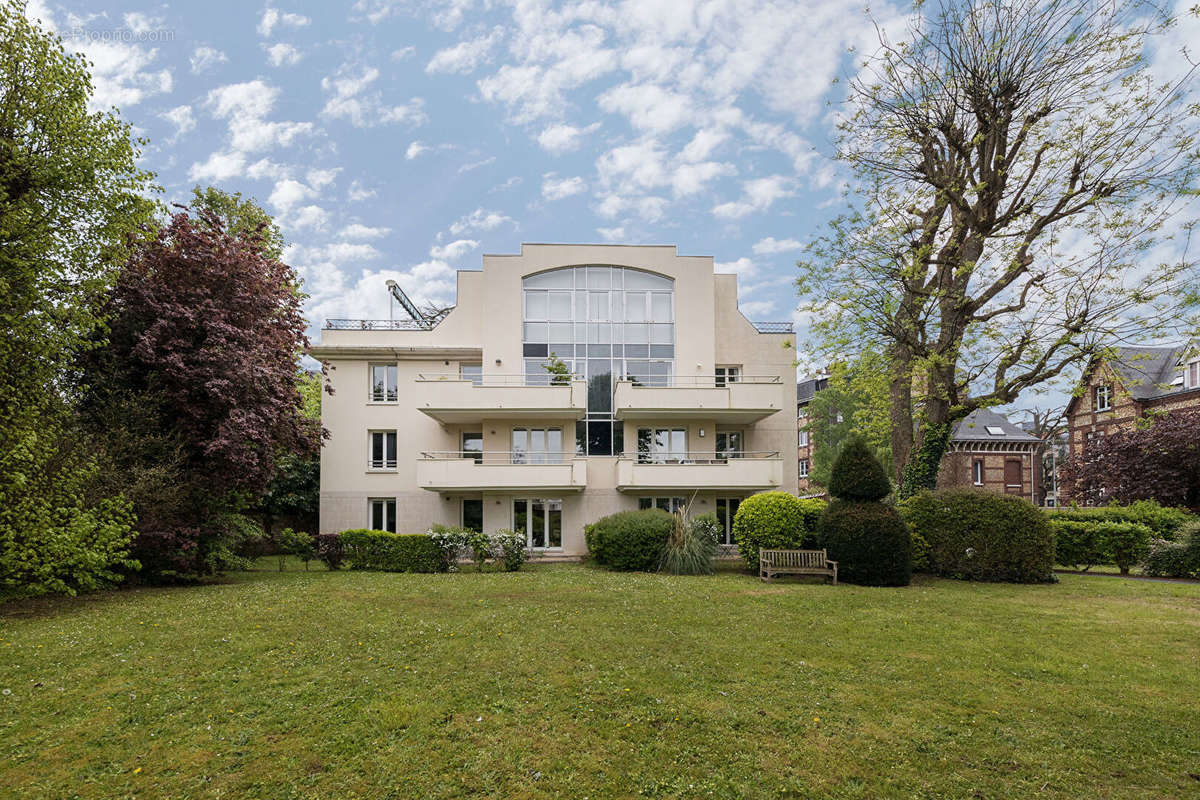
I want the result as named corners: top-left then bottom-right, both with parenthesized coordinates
top-left (316, 533), bottom-right (344, 570)
top-left (492, 529), bottom-right (528, 572)
top-left (429, 524), bottom-right (473, 572)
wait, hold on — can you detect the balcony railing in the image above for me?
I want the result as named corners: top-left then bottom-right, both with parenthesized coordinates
top-left (420, 450), bottom-right (569, 465)
top-left (752, 321), bottom-right (794, 333)
top-left (633, 450), bottom-right (779, 464)
top-left (415, 373), bottom-right (583, 386)
top-left (325, 318), bottom-right (429, 331)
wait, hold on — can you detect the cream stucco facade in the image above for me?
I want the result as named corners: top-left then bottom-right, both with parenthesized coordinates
top-left (310, 243), bottom-right (798, 557)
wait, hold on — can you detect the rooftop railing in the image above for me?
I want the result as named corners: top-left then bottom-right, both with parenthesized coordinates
top-left (325, 318), bottom-right (430, 331)
top-left (752, 321), bottom-right (794, 334)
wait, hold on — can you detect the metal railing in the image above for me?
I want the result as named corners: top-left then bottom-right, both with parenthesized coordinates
top-left (631, 450), bottom-right (780, 464)
top-left (619, 375), bottom-right (781, 386)
top-left (325, 319), bottom-right (429, 331)
top-left (415, 373), bottom-right (583, 386)
top-left (368, 459), bottom-right (398, 470)
top-left (752, 321), bottom-right (794, 334)
top-left (420, 450), bottom-right (571, 465)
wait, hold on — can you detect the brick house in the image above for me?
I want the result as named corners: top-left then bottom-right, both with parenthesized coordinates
top-left (796, 374), bottom-right (828, 492)
top-left (1066, 345), bottom-right (1200, 459)
top-left (937, 408), bottom-right (1041, 503)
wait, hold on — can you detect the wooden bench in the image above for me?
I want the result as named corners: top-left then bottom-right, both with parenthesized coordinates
top-left (759, 549), bottom-right (837, 584)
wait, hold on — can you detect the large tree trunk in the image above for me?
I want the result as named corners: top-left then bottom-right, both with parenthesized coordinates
top-left (889, 346), bottom-right (914, 486)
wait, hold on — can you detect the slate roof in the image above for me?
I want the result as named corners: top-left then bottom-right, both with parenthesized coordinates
top-left (951, 408), bottom-right (1041, 443)
top-left (1104, 345), bottom-right (1189, 400)
top-left (797, 376), bottom-right (828, 405)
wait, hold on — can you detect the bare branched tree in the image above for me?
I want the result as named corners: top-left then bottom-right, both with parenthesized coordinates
top-left (797, 0), bottom-right (1200, 493)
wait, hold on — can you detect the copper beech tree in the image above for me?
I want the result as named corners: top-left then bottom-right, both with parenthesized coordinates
top-left (81, 208), bottom-right (321, 579)
top-left (796, 0), bottom-right (1200, 494)
top-left (1061, 410), bottom-right (1200, 508)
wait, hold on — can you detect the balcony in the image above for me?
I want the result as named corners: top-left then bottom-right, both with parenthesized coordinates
top-left (414, 375), bottom-right (587, 423)
top-left (417, 452), bottom-right (587, 492)
top-left (616, 451), bottom-right (782, 492)
top-left (613, 376), bottom-right (784, 424)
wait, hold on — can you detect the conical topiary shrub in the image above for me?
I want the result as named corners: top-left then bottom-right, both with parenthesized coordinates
top-left (818, 437), bottom-right (911, 586)
top-left (827, 436), bottom-right (891, 501)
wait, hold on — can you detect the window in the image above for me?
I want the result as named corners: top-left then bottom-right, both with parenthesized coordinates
top-left (369, 498), bottom-right (396, 533)
top-left (637, 427), bottom-right (687, 463)
top-left (985, 426), bottom-right (1006, 436)
top-left (1003, 459), bottom-right (1023, 493)
top-left (369, 363), bottom-right (398, 402)
top-left (715, 365), bottom-right (740, 387)
top-left (460, 362), bottom-right (482, 385)
top-left (514, 498), bottom-right (562, 548)
top-left (511, 427), bottom-right (563, 464)
top-left (462, 499), bottom-right (483, 532)
top-left (715, 498), bottom-right (740, 545)
top-left (798, 430), bottom-right (809, 448)
top-left (1095, 385), bottom-right (1112, 411)
top-left (369, 431), bottom-right (397, 469)
top-left (1188, 359), bottom-right (1200, 389)
top-left (638, 497), bottom-right (686, 513)
top-left (716, 431), bottom-right (743, 460)
top-left (973, 459), bottom-right (984, 485)
top-left (462, 432), bottom-right (483, 464)
top-left (798, 459), bottom-right (809, 478)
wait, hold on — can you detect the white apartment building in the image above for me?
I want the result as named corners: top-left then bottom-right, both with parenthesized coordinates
top-left (311, 244), bottom-right (798, 557)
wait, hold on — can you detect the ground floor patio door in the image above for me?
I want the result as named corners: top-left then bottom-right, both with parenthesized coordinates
top-left (514, 498), bottom-right (563, 549)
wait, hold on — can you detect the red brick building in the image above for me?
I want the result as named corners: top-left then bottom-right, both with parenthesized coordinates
top-left (796, 374), bottom-right (828, 492)
top-left (1066, 345), bottom-right (1200, 459)
top-left (937, 408), bottom-right (1041, 503)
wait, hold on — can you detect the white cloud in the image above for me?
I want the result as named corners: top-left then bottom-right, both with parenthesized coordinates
top-left (205, 80), bottom-right (313, 153)
top-left (190, 46), bottom-right (227, 74)
top-left (160, 105), bottom-right (195, 141)
top-left (122, 12), bottom-right (161, 35)
top-left (348, 181), bottom-right (376, 202)
top-left (307, 168), bottom-right (340, 189)
top-left (536, 123), bottom-right (600, 155)
top-left (712, 176), bottom-right (794, 219)
top-left (430, 239), bottom-right (479, 260)
top-left (321, 65), bottom-right (428, 127)
top-left (681, 129), bottom-right (729, 163)
top-left (290, 205), bottom-right (329, 231)
top-left (752, 237), bottom-right (803, 255)
top-left (448, 208), bottom-right (513, 236)
top-left (269, 178), bottom-right (316, 212)
top-left (392, 46), bottom-right (416, 61)
top-left (341, 223), bottom-right (391, 240)
top-left (739, 299), bottom-right (776, 317)
top-left (597, 83), bottom-right (694, 134)
top-left (258, 7), bottom-right (311, 38)
top-left (541, 173), bottom-right (587, 201)
top-left (458, 156), bottom-right (496, 174)
top-left (426, 28), bottom-right (502, 74)
top-left (77, 40), bottom-right (172, 110)
top-left (188, 151), bottom-right (246, 182)
top-left (406, 141), bottom-right (429, 160)
top-left (715, 257), bottom-right (759, 278)
top-left (597, 226), bottom-right (626, 241)
top-left (670, 161), bottom-right (736, 197)
top-left (207, 79), bottom-right (278, 118)
top-left (265, 42), bottom-right (303, 67)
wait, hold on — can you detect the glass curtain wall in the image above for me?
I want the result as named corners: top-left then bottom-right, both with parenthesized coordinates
top-left (522, 266), bottom-right (674, 456)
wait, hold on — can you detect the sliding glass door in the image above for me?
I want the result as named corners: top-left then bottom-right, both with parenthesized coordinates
top-left (513, 498), bottom-right (563, 549)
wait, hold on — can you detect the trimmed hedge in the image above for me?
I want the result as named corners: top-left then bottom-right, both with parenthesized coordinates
top-left (828, 436), bottom-right (891, 501)
top-left (900, 489), bottom-right (1055, 583)
top-left (731, 491), bottom-right (825, 570)
top-left (1051, 518), bottom-right (1155, 573)
top-left (1047, 500), bottom-right (1193, 538)
top-left (585, 509), bottom-right (673, 571)
top-left (1142, 522), bottom-right (1200, 578)
top-left (818, 500), bottom-right (912, 586)
top-left (339, 529), bottom-right (446, 573)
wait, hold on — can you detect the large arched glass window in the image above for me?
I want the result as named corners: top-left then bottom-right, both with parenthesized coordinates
top-left (522, 266), bottom-right (674, 455)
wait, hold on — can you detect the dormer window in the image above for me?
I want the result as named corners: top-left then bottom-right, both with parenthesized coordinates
top-left (1094, 385), bottom-right (1112, 412)
top-left (1188, 359), bottom-right (1200, 389)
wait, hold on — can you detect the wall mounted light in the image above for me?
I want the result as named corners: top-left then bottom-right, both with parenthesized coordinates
top-left (495, 358), bottom-right (502, 366)
top-left (699, 428), bottom-right (706, 438)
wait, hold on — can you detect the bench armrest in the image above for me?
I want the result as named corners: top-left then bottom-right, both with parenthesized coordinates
top-left (825, 559), bottom-right (837, 567)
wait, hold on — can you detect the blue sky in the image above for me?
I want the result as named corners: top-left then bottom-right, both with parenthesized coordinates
top-left (26, 0), bottom-right (912, 351)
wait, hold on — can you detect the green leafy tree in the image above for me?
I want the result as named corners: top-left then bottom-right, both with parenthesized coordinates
top-left (0, 3), bottom-right (157, 596)
top-left (797, 0), bottom-right (1200, 493)
top-left (189, 186), bottom-right (285, 262)
top-left (806, 354), bottom-right (893, 486)
top-left (544, 352), bottom-right (572, 385)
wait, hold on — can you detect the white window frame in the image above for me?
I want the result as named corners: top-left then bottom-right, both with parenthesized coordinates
top-left (637, 427), bottom-right (687, 463)
top-left (511, 427), bottom-right (564, 465)
top-left (716, 430), bottom-right (744, 460)
top-left (798, 430), bottom-right (809, 448)
top-left (638, 497), bottom-right (686, 513)
top-left (369, 363), bottom-right (398, 403)
top-left (459, 362), bottom-right (483, 385)
top-left (798, 458), bottom-right (809, 478)
top-left (368, 497), bottom-right (396, 533)
top-left (1095, 384), bottom-right (1112, 412)
top-left (513, 497), bottom-right (563, 550)
top-left (973, 459), bottom-right (984, 486)
top-left (368, 430), bottom-right (397, 470)
top-left (1188, 359), bottom-right (1200, 389)
top-left (715, 365), bottom-right (741, 387)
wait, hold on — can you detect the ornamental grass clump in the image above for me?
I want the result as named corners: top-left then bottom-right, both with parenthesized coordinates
top-left (658, 511), bottom-right (719, 575)
top-left (818, 436), bottom-right (911, 586)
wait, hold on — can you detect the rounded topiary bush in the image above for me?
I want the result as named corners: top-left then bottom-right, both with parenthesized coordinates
top-left (731, 491), bottom-right (825, 570)
top-left (818, 500), bottom-right (912, 585)
top-left (585, 509), bottom-right (672, 571)
top-left (817, 437), bottom-right (911, 586)
top-left (828, 436), bottom-right (891, 501)
top-left (899, 489), bottom-right (1055, 582)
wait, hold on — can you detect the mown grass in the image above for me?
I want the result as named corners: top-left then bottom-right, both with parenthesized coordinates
top-left (2, 561), bottom-right (1198, 799)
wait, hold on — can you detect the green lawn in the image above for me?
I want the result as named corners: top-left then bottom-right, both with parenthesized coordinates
top-left (2, 563), bottom-right (1198, 799)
